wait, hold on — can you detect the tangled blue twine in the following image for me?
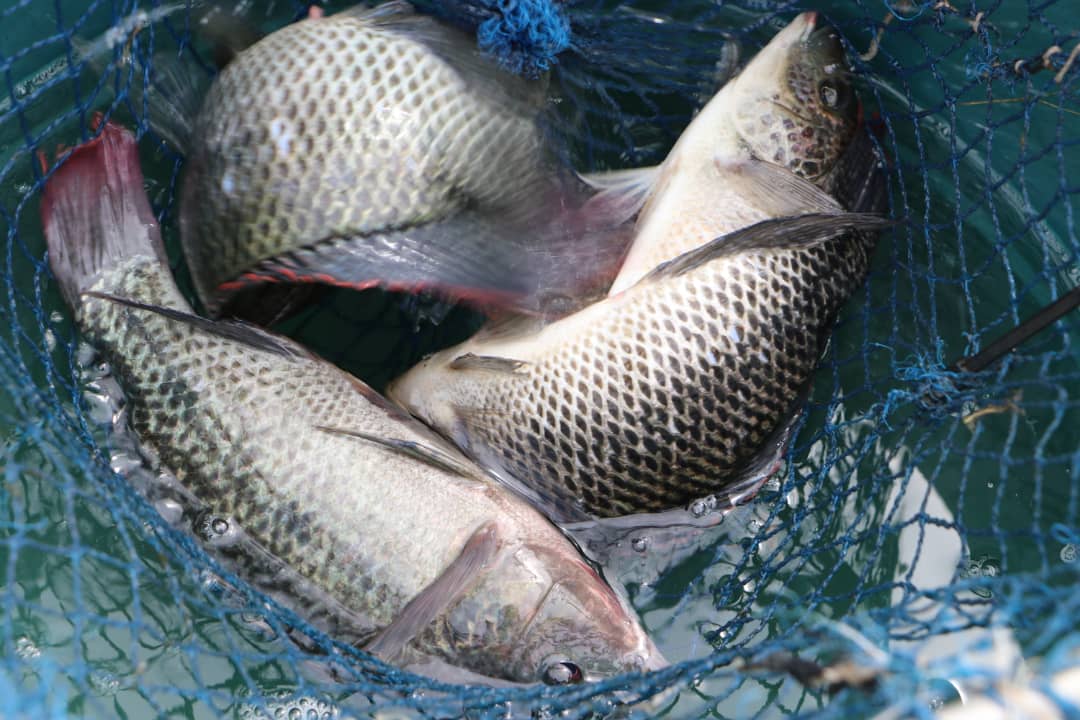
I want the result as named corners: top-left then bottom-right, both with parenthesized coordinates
top-left (476, 0), bottom-right (570, 76)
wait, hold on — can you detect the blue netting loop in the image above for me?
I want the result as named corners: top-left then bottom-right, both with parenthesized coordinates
top-left (475, 0), bottom-right (570, 76)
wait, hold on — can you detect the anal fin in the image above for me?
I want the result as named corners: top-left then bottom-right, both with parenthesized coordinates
top-left (366, 523), bottom-right (501, 660)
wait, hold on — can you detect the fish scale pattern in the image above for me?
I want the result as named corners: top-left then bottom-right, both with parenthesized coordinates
top-left (427, 230), bottom-right (876, 519)
top-left (1, 0), bottom-right (1080, 718)
top-left (184, 9), bottom-right (550, 309)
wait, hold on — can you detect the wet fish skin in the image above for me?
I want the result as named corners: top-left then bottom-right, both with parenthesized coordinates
top-left (603, 11), bottom-right (863, 294)
top-left (389, 212), bottom-right (880, 521)
top-left (42, 123), bottom-right (663, 684)
top-left (180, 1), bottom-right (566, 314)
top-left (388, 14), bottom-right (884, 521)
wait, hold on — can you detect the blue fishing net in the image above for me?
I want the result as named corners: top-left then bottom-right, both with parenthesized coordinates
top-left (2, 0), bottom-right (1079, 717)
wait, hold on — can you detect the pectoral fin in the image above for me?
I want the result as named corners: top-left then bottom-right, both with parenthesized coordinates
top-left (226, 202), bottom-right (632, 316)
top-left (718, 158), bottom-right (846, 216)
top-left (366, 522), bottom-right (501, 661)
top-left (579, 165), bottom-right (661, 225)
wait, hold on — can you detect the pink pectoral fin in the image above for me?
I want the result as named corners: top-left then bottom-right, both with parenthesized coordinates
top-left (365, 522), bottom-right (501, 661)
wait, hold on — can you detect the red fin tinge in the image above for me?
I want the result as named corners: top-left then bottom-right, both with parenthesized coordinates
top-left (40, 121), bottom-right (167, 308)
top-left (218, 267), bottom-right (535, 316)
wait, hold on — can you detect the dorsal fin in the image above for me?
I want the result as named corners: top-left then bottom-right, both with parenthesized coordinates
top-left (578, 165), bottom-right (661, 226)
top-left (447, 353), bottom-right (527, 374)
top-left (315, 426), bottom-right (475, 478)
top-left (633, 213), bottom-right (893, 286)
top-left (81, 292), bottom-right (311, 360)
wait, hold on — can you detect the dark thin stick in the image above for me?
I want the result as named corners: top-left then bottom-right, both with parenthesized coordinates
top-left (950, 286), bottom-right (1080, 373)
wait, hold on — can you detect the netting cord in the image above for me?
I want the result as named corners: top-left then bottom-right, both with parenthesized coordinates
top-left (951, 286), bottom-right (1080, 372)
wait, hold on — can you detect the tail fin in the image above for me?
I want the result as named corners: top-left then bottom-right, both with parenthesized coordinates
top-left (40, 121), bottom-right (167, 308)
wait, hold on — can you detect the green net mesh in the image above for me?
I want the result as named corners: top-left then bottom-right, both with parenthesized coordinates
top-left (2, 0), bottom-right (1079, 717)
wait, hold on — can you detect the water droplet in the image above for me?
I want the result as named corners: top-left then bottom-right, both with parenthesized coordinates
top-left (785, 488), bottom-right (800, 508)
top-left (15, 636), bottom-right (40, 660)
top-left (153, 498), bottom-right (184, 526)
top-left (1061, 544), bottom-right (1078, 563)
top-left (631, 537), bottom-right (648, 553)
top-left (194, 513), bottom-right (243, 548)
top-left (89, 668), bottom-right (121, 696)
top-left (83, 388), bottom-right (117, 426)
top-left (742, 578), bottom-right (756, 593)
top-left (959, 556), bottom-right (999, 598)
top-left (43, 329), bottom-right (56, 352)
top-left (76, 342), bottom-right (97, 366)
top-left (690, 494), bottom-right (718, 517)
top-left (110, 450), bottom-right (143, 475)
top-left (49, 310), bottom-right (63, 324)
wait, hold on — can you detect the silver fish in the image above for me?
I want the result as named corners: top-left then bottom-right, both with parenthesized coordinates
top-left (388, 13), bottom-right (888, 522)
top-left (41, 121), bottom-right (664, 684)
top-left (179, 1), bottom-right (612, 317)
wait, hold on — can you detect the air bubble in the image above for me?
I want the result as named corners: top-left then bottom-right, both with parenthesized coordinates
top-left (110, 450), bottom-right (144, 476)
top-left (959, 556), bottom-right (1000, 598)
top-left (154, 498), bottom-right (184, 526)
top-left (631, 537), bottom-right (649, 553)
top-left (194, 513), bottom-right (243, 549)
top-left (89, 668), bottom-right (121, 696)
top-left (690, 495), bottom-right (718, 517)
top-left (1061, 544), bottom-right (1078, 563)
top-left (83, 388), bottom-right (118, 426)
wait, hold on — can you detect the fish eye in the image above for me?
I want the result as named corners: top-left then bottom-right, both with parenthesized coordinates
top-left (818, 80), bottom-right (850, 113)
top-left (542, 660), bottom-right (584, 685)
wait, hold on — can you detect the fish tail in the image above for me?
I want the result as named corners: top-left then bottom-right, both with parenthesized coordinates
top-left (40, 119), bottom-right (168, 309)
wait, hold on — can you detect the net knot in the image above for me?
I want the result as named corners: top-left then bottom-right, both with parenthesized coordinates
top-left (476, 0), bottom-right (570, 76)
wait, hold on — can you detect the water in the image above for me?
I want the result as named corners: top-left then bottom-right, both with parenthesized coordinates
top-left (1, 0), bottom-right (1078, 718)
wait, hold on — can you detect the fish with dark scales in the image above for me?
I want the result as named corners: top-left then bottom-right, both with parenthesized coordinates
top-left (178, 0), bottom-right (625, 318)
top-left (40, 120), bottom-right (664, 685)
top-left (389, 13), bottom-right (890, 522)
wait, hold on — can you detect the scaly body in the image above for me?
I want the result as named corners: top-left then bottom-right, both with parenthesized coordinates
top-left (389, 13), bottom-right (884, 520)
top-left (43, 122), bottom-right (663, 683)
top-left (181, 2), bottom-right (567, 312)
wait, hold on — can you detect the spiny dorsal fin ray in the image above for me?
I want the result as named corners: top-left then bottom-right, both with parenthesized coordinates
top-left (447, 353), bottom-right (527, 374)
top-left (315, 425), bottom-right (475, 478)
top-left (81, 292), bottom-right (310, 360)
top-left (635, 213), bottom-right (893, 286)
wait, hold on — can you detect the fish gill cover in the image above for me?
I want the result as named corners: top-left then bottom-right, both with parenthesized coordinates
top-left (0, 0), bottom-right (1078, 718)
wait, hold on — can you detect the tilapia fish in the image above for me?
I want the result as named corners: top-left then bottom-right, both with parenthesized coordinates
top-left (389, 13), bottom-right (889, 521)
top-left (41, 121), bottom-right (664, 684)
top-left (180, 0), bottom-right (614, 316)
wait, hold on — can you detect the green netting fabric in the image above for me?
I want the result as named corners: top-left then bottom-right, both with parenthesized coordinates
top-left (1, 0), bottom-right (1079, 718)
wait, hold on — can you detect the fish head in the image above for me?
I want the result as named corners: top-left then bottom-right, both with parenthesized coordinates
top-left (502, 544), bottom-right (666, 684)
top-left (445, 538), bottom-right (666, 685)
top-left (726, 12), bottom-right (860, 183)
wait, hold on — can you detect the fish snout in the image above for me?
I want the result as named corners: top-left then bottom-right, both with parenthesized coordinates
top-left (804, 16), bottom-right (846, 67)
